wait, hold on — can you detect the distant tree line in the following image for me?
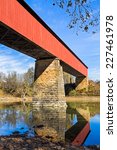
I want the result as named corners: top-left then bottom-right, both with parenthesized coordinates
top-left (0, 69), bottom-right (75, 97)
top-left (68, 80), bottom-right (100, 96)
top-left (0, 68), bottom-right (100, 97)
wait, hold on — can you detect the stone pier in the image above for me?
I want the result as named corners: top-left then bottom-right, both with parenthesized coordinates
top-left (32, 58), bottom-right (66, 108)
top-left (75, 76), bottom-right (88, 91)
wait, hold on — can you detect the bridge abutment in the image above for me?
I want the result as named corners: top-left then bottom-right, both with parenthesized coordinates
top-left (32, 58), bottom-right (66, 108)
top-left (75, 76), bottom-right (88, 91)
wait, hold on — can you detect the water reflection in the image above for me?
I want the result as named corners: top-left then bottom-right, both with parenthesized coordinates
top-left (0, 104), bottom-right (34, 136)
top-left (0, 100), bottom-right (100, 146)
top-left (66, 102), bottom-right (100, 146)
top-left (66, 105), bottom-right (90, 146)
top-left (83, 114), bottom-right (100, 146)
top-left (32, 106), bottom-right (66, 141)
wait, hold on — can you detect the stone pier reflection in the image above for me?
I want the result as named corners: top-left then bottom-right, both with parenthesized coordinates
top-left (32, 106), bottom-right (66, 142)
top-left (66, 103), bottom-right (91, 146)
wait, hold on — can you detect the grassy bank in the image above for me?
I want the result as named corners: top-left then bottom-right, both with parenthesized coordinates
top-left (0, 89), bottom-right (100, 104)
top-left (66, 96), bottom-right (100, 103)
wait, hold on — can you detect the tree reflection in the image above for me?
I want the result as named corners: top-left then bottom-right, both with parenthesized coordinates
top-left (0, 104), bottom-right (33, 136)
top-left (0, 101), bottom-right (100, 145)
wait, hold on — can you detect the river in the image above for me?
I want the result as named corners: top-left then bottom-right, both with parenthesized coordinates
top-left (0, 97), bottom-right (100, 146)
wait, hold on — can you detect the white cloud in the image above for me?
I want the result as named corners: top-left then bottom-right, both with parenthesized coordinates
top-left (0, 45), bottom-right (35, 74)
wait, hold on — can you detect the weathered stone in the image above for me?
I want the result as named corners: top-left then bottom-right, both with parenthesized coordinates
top-left (75, 76), bottom-right (88, 91)
top-left (32, 58), bottom-right (66, 108)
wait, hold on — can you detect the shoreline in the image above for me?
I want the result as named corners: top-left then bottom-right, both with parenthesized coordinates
top-left (0, 96), bottom-right (100, 105)
top-left (66, 96), bottom-right (100, 102)
top-left (0, 96), bottom-right (32, 105)
top-left (0, 136), bottom-right (100, 150)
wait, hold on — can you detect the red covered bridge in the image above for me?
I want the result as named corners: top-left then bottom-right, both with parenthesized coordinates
top-left (0, 0), bottom-right (88, 107)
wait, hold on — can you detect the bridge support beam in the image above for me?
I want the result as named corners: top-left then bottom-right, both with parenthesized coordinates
top-left (75, 76), bottom-right (88, 92)
top-left (32, 58), bottom-right (66, 108)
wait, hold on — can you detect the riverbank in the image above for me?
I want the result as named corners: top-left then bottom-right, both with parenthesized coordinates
top-left (0, 136), bottom-right (99, 150)
top-left (66, 96), bottom-right (100, 102)
top-left (0, 96), bottom-right (100, 105)
top-left (0, 96), bottom-right (32, 105)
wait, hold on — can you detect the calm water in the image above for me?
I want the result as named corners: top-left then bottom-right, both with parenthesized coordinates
top-left (0, 104), bottom-right (34, 137)
top-left (0, 99), bottom-right (100, 146)
top-left (66, 101), bottom-right (100, 146)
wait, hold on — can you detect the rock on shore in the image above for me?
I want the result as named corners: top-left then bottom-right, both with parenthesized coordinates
top-left (0, 136), bottom-right (99, 150)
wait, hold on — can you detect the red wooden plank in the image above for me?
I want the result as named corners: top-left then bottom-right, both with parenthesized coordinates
top-left (0, 0), bottom-right (88, 76)
top-left (72, 122), bottom-right (90, 146)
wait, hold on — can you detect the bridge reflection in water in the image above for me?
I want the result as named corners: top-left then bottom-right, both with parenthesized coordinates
top-left (0, 101), bottom-right (99, 146)
top-left (32, 104), bottom-right (91, 146)
top-left (66, 105), bottom-right (90, 146)
top-left (32, 106), bottom-right (66, 141)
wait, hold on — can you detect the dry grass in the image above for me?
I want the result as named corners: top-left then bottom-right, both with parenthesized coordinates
top-left (0, 88), bottom-right (99, 104)
top-left (0, 89), bottom-right (5, 97)
top-left (66, 96), bottom-right (100, 102)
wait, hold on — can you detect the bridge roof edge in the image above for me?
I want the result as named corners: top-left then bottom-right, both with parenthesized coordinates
top-left (17, 0), bottom-right (88, 69)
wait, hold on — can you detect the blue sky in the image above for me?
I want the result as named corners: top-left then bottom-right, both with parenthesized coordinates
top-left (0, 0), bottom-right (100, 80)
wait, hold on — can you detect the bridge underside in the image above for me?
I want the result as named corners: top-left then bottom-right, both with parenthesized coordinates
top-left (0, 22), bottom-right (84, 77)
top-left (0, 0), bottom-right (88, 107)
top-left (0, 22), bottom-right (51, 59)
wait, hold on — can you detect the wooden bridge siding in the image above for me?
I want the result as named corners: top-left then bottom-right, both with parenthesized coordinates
top-left (0, 0), bottom-right (87, 76)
